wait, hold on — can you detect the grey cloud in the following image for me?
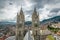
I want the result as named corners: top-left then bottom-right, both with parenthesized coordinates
top-left (48, 13), bottom-right (57, 17)
top-left (30, 0), bottom-right (45, 8)
top-left (0, 0), bottom-right (7, 9)
top-left (48, 8), bottom-right (60, 17)
top-left (50, 8), bottom-right (60, 13)
top-left (3, 0), bottom-right (60, 11)
top-left (47, 0), bottom-right (60, 4)
top-left (0, 11), bottom-right (4, 14)
top-left (0, 0), bottom-right (60, 21)
top-left (30, 0), bottom-right (60, 8)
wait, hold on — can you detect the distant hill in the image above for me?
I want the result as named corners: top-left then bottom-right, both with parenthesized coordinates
top-left (25, 15), bottom-right (60, 25)
top-left (25, 21), bottom-right (32, 25)
top-left (0, 21), bottom-right (16, 29)
top-left (0, 21), bottom-right (16, 25)
top-left (0, 16), bottom-right (60, 28)
top-left (41, 16), bottom-right (60, 24)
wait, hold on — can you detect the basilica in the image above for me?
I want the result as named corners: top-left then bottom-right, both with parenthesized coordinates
top-left (16, 7), bottom-right (51, 40)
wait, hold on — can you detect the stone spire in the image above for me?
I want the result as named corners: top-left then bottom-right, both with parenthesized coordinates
top-left (32, 7), bottom-right (37, 16)
top-left (32, 7), bottom-right (39, 27)
top-left (16, 7), bottom-right (25, 40)
top-left (32, 7), bottom-right (40, 40)
top-left (19, 6), bottom-right (25, 21)
top-left (19, 7), bottom-right (24, 16)
top-left (16, 13), bottom-right (19, 23)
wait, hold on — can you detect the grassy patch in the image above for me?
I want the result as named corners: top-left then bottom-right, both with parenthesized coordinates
top-left (47, 35), bottom-right (55, 40)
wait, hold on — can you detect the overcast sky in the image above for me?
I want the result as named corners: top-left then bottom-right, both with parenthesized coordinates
top-left (0, 0), bottom-right (60, 22)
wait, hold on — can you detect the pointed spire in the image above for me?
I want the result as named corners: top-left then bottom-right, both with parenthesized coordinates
top-left (34, 7), bottom-right (36, 12)
top-left (19, 6), bottom-right (24, 19)
top-left (17, 13), bottom-right (18, 18)
top-left (32, 7), bottom-right (37, 16)
top-left (20, 6), bottom-right (23, 12)
top-left (17, 13), bottom-right (19, 22)
top-left (20, 5), bottom-right (23, 12)
top-left (19, 6), bottom-right (23, 15)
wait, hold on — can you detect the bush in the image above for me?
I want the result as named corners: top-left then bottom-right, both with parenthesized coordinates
top-left (47, 25), bottom-right (60, 33)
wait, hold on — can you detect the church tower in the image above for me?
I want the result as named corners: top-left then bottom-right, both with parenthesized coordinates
top-left (16, 7), bottom-right (25, 40)
top-left (32, 8), bottom-right (39, 27)
top-left (32, 8), bottom-right (40, 40)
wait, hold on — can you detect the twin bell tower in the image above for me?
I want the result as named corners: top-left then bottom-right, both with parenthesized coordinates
top-left (16, 7), bottom-right (41, 40)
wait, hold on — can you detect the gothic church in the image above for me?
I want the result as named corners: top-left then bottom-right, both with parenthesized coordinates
top-left (16, 7), bottom-right (41, 40)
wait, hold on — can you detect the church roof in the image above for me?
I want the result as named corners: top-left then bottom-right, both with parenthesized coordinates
top-left (5, 36), bottom-right (15, 40)
top-left (23, 30), bottom-right (34, 40)
top-left (5, 30), bottom-right (33, 40)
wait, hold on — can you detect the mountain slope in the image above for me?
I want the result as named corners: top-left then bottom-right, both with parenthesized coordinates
top-left (0, 16), bottom-right (60, 26)
top-left (41, 16), bottom-right (60, 24)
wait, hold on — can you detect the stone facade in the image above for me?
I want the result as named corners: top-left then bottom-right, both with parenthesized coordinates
top-left (32, 8), bottom-right (40, 40)
top-left (16, 7), bottom-right (50, 40)
top-left (16, 8), bottom-right (25, 40)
